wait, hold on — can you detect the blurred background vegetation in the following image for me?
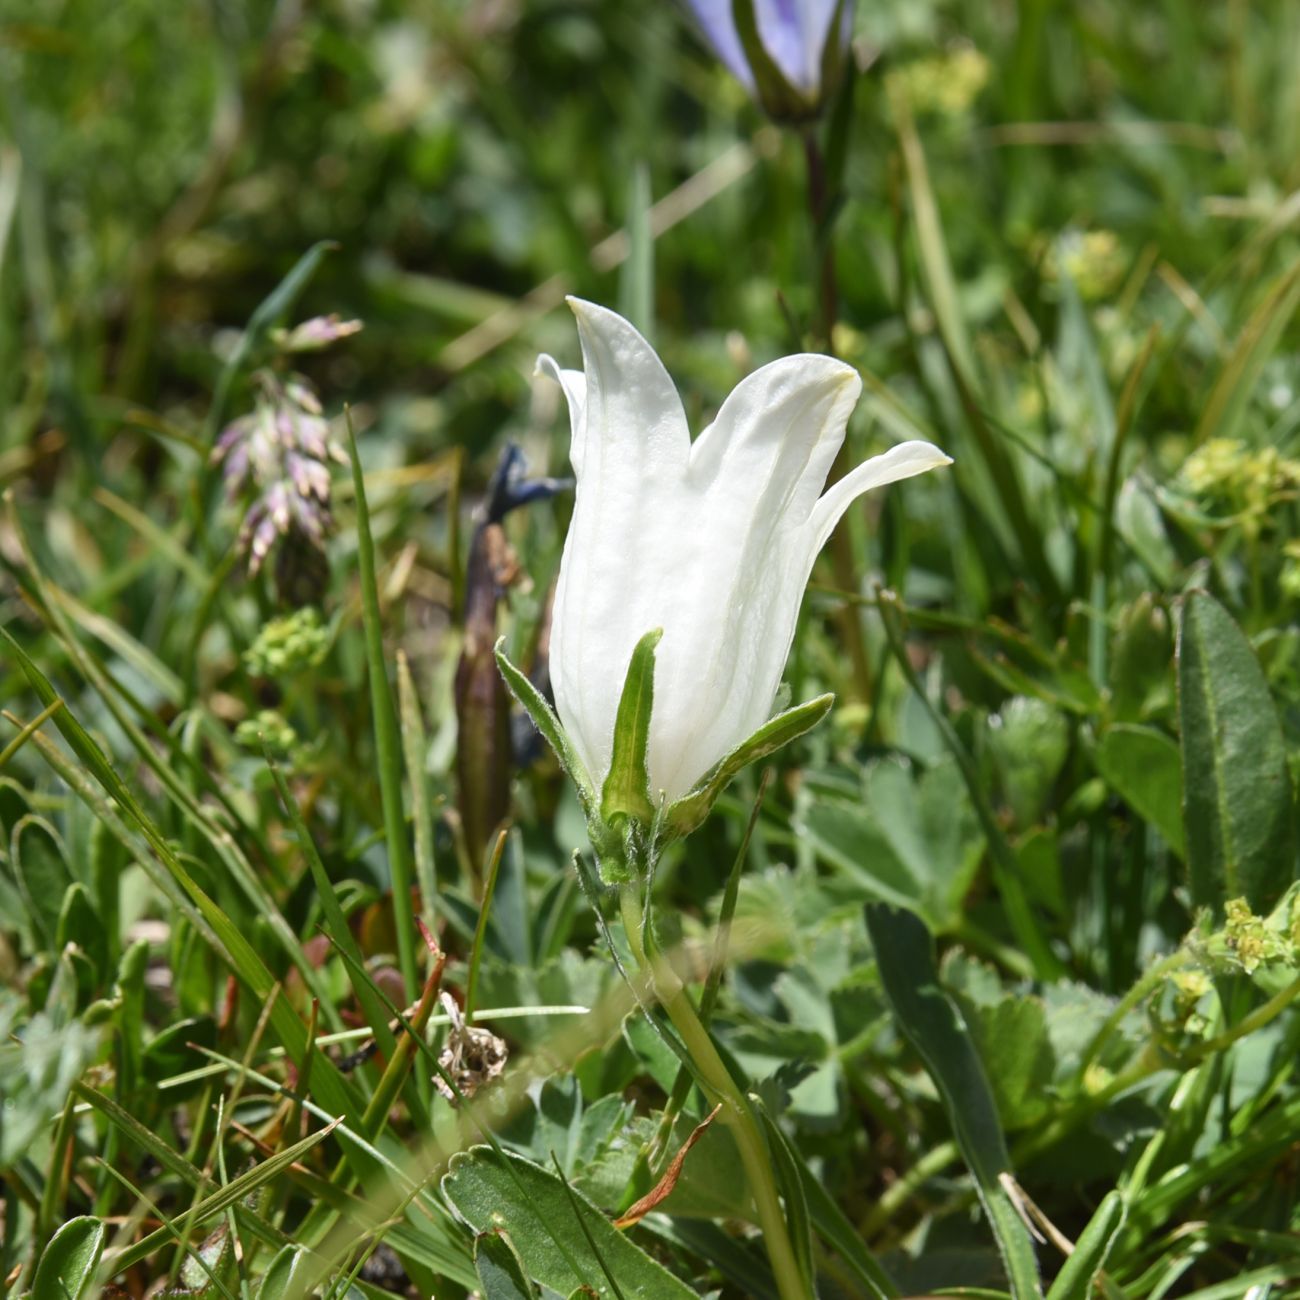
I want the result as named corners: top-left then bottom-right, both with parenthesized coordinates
top-left (4, 0), bottom-right (1300, 1297)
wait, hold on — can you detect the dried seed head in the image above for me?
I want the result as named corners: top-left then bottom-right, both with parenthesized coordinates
top-left (433, 992), bottom-right (507, 1103)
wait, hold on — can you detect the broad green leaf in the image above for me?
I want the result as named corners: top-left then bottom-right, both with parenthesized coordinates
top-left (959, 992), bottom-right (1054, 1130)
top-left (55, 883), bottom-right (108, 983)
top-left (1094, 724), bottom-right (1185, 858)
top-left (601, 628), bottom-right (662, 824)
top-left (1043, 1190), bottom-right (1125, 1300)
top-left (666, 694), bottom-right (833, 838)
top-left (474, 1230), bottom-right (538, 1300)
top-left (866, 904), bottom-right (1042, 1299)
top-left (442, 1146), bottom-right (696, 1299)
top-left (986, 697), bottom-right (1069, 828)
top-left (801, 758), bottom-right (982, 933)
top-left (1177, 592), bottom-right (1295, 913)
top-left (32, 1216), bottom-right (105, 1300)
top-left (255, 1244), bottom-right (312, 1300)
top-left (11, 814), bottom-right (71, 949)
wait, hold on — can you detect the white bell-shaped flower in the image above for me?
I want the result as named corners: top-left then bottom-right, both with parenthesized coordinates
top-left (536, 298), bottom-right (951, 811)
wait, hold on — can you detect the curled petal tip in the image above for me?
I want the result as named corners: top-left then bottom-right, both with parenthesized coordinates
top-left (898, 439), bottom-right (954, 468)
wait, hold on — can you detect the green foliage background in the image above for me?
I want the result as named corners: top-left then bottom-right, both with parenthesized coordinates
top-left (4, 1), bottom-right (1300, 1297)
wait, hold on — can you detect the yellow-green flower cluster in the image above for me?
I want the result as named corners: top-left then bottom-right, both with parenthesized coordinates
top-left (1179, 438), bottom-right (1300, 540)
top-left (244, 608), bottom-right (330, 678)
top-left (894, 46), bottom-right (990, 117)
top-left (1043, 230), bottom-right (1127, 301)
top-left (234, 709), bottom-right (298, 757)
top-left (1280, 540), bottom-right (1300, 601)
top-left (1213, 896), bottom-right (1300, 975)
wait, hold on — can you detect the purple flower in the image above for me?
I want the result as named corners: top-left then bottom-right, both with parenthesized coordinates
top-left (687, 0), bottom-right (855, 121)
top-left (274, 314), bottom-right (364, 353)
top-left (213, 368), bottom-right (344, 599)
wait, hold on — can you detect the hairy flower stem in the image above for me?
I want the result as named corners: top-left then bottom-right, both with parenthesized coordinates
top-left (803, 129), bottom-right (872, 703)
top-left (617, 884), bottom-right (812, 1300)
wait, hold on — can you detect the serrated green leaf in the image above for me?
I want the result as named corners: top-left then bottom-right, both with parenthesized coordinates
top-left (474, 1230), bottom-right (538, 1300)
top-left (667, 694), bottom-right (833, 838)
top-left (442, 1146), bottom-right (696, 1300)
top-left (801, 757), bottom-right (983, 933)
top-left (32, 1216), bottom-right (105, 1300)
top-left (601, 628), bottom-right (661, 825)
top-left (1178, 591), bottom-right (1295, 913)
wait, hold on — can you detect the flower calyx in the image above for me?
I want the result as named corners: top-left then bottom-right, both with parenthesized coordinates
top-left (495, 631), bottom-right (835, 878)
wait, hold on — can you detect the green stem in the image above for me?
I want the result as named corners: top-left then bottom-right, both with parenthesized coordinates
top-left (802, 128), bottom-right (872, 705)
top-left (618, 885), bottom-right (812, 1300)
top-left (1016, 969), bottom-right (1300, 1168)
top-left (346, 411), bottom-right (418, 1003)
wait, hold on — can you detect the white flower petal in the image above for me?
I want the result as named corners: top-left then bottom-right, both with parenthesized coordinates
top-left (809, 440), bottom-right (953, 553)
top-left (640, 356), bottom-right (861, 796)
top-left (567, 297), bottom-right (689, 483)
top-left (535, 354), bottom-right (586, 471)
top-left (687, 353), bottom-right (860, 524)
top-left (551, 301), bottom-right (692, 790)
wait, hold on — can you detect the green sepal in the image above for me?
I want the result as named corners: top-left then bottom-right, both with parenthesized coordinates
top-left (731, 0), bottom-right (818, 122)
top-left (817, 0), bottom-right (853, 116)
top-left (665, 693), bottom-right (834, 838)
top-left (600, 628), bottom-right (662, 826)
top-left (494, 638), bottom-right (596, 812)
top-left (494, 639), bottom-right (622, 866)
